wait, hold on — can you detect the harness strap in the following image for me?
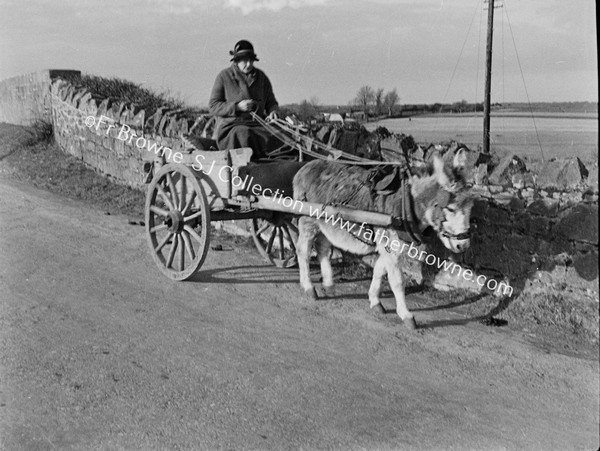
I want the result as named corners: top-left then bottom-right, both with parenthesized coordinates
top-left (401, 175), bottom-right (423, 245)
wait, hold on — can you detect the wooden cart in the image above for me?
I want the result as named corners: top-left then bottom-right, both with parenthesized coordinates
top-left (145, 145), bottom-right (401, 281)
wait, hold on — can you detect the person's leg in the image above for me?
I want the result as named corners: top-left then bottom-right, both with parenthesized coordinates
top-left (217, 124), bottom-right (269, 160)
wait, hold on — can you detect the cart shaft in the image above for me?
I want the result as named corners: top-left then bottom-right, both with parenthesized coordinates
top-left (252, 196), bottom-right (395, 228)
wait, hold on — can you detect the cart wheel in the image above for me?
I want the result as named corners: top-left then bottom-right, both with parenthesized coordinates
top-left (145, 163), bottom-right (210, 280)
top-left (251, 214), bottom-right (298, 268)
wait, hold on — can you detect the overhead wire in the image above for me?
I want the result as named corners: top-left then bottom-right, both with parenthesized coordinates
top-left (503, 1), bottom-right (546, 161)
top-left (440, 0), bottom-right (482, 106)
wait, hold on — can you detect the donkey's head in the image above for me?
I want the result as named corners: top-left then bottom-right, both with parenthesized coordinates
top-left (413, 149), bottom-right (473, 253)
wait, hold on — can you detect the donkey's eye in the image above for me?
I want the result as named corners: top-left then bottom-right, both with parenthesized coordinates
top-left (445, 206), bottom-right (456, 213)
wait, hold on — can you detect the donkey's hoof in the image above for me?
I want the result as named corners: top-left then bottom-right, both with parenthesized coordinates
top-left (303, 288), bottom-right (318, 300)
top-left (323, 285), bottom-right (336, 298)
top-left (404, 317), bottom-right (418, 330)
top-left (370, 303), bottom-right (386, 314)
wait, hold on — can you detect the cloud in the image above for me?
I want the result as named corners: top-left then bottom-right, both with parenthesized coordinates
top-left (224, 0), bottom-right (328, 15)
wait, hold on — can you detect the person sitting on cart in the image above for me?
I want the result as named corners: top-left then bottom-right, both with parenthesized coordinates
top-left (209, 40), bottom-right (280, 160)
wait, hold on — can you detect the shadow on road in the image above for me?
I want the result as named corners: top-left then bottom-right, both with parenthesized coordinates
top-left (188, 264), bottom-right (299, 285)
top-left (188, 263), bottom-right (505, 330)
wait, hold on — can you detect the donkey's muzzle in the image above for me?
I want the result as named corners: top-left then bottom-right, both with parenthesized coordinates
top-left (442, 229), bottom-right (471, 253)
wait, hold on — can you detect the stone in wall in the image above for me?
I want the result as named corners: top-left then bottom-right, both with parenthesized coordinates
top-left (96, 98), bottom-right (111, 117)
top-left (109, 101), bottom-right (126, 122)
top-left (536, 157), bottom-right (589, 190)
top-left (187, 115), bottom-right (209, 137)
top-left (572, 251), bottom-right (599, 281)
top-left (71, 88), bottom-right (87, 108)
top-left (585, 164), bottom-right (598, 193)
top-left (526, 197), bottom-right (560, 217)
top-left (511, 172), bottom-right (535, 189)
top-left (488, 154), bottom-right (527, 187)
top-left (119, 105), bottom-right (135, 126)
top-left (554, 204), bottom-right (598, 244)
top-left (473, 164), bottom-right (488, 185)
top-left (148, 107), bottom-right (169, 134)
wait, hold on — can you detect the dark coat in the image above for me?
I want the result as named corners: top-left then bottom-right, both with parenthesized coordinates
top-left (208, 64), bottom-right (278, 154)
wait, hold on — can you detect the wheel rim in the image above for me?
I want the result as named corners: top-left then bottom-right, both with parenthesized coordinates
top-left (145, 163), bottom-right (210, 280)
top-left (251, 214), bottom-right (298, 268)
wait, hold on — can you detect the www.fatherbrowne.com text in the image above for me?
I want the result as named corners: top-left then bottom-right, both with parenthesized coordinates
top-left (84, 114), bottom-right (513, 297)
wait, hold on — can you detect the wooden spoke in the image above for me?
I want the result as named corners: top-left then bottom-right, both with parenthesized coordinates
top-left (181, 190), bottom-right (197, 216)
top-left (251, 215), bottom-right (299, 269)
top-left (150, 205), bottom-right (170, 218)
top-left (266, 227), bottom-right (277, 254)
top-left (166, 234), bottom-right (178, 268)
top-left (283, 225), bottom-right (296, 252)
top-left (177, 234), bottom-right (185, 271)
top-left (278, 228), bottom-right (285, 260)
top-left (154, 232), bottom-right (173, 253)
top-left (183, 211), bottom-right (203, 224)
top-left (150, 223), bottom-right (168, 234)
top-left (177, 174), bottom-right (187, 210)
top-left (256, 221), bottom-right (270, 236)
top-left (156, 184), bottom-right (175, 211)
top-left (165, 172), bottom-right (179, 211)
top-left (286, 221), bottom-right (299, 235)
top-left (182, 230), bottom-right (196, 261)
top-left (184, 225), bottom-right (204, 244)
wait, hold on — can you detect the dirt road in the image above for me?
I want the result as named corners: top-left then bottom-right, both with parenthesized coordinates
top-left (0, 176), bottom-right (598, 450)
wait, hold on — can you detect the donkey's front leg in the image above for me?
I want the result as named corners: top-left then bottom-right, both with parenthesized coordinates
top-left (297, 217), bottom-right (318, 299)
top-left (384, 254), bottom-right (417, 329)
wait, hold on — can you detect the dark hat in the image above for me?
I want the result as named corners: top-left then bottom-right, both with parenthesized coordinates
top-left (229, 40), bottom-right (259, 62)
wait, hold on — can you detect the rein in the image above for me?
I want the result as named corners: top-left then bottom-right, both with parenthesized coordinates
top-left (399, 172), bottom-right (424, 245)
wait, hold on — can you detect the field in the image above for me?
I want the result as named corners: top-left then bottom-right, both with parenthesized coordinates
top-left (367, 113), bottom-right (598, 166)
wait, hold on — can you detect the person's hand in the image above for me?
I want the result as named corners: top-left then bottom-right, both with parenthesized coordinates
top-left (237, 99), bottom-right (256, 112)
top-left (266, 110), bottom-right (278, 122)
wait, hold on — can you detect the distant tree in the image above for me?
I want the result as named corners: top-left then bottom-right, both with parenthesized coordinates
top-left (298, 99), bottom-right (318, 122)
top-left (354, 85), bottom-right (375, 113)
top-left (451, 99), bottom-right (469, 113)
top-left (374, 88), bottom-right (384, 116)
top-left (383, 88), bottom-right (400, 116)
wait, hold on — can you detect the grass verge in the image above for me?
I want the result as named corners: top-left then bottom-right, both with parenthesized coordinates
top-left (0, 122), bottom-right (145, 218)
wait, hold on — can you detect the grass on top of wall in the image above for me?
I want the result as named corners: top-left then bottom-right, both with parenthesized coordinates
top-left (60, 73), bottom-right (206, 119)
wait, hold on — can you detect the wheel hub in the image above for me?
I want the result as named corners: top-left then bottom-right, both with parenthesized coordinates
top-left (164, 209), bottom-right (184, 233)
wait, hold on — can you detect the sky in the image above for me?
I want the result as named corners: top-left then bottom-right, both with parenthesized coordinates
top-left (0, 0), bottom-right (597, 108)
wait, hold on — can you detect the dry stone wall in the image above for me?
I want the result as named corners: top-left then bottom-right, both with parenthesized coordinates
top-left (49, 78), bottom-right (210, 188)
top-left (421, 145), bottom-right (598, 298)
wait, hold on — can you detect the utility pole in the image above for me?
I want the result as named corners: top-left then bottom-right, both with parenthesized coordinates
top-left (483, 0), bottom-right (495, 154)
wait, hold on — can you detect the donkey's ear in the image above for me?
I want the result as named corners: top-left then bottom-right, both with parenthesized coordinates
top-left (453, 147), bottom-right (467, 170)
top-left (432, 152), bottom-right (451, 186)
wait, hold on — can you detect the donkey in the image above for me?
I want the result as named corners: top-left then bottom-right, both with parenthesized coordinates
top-left (292, 150), bottom-right (473, 329)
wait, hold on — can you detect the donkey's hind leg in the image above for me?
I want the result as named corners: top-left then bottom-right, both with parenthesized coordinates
top-left (315, 234), bottom-right (335, 298)
top-left (296, 216), bottom-right (319, 299)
